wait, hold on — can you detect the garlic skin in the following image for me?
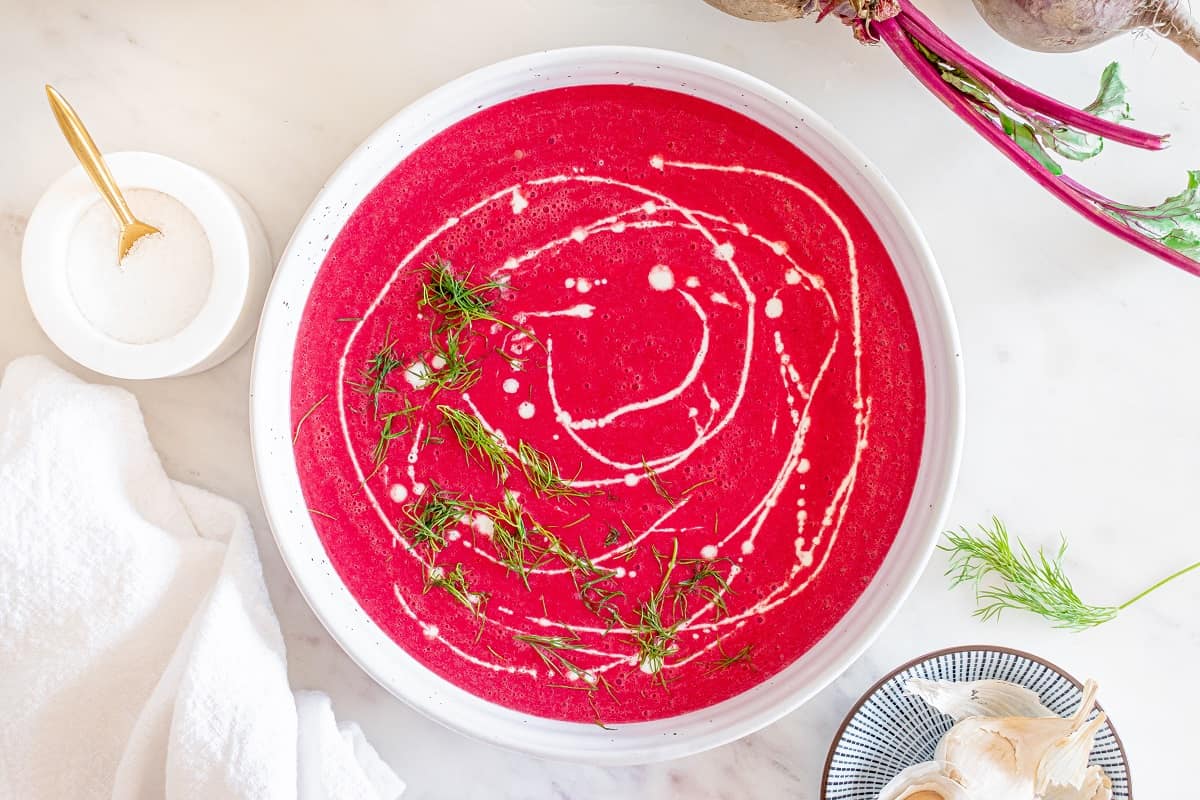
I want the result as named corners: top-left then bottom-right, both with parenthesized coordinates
top-left (877, 761), bottom-right (972, 800)
top-left (907, 678), bottom-right (1056, 721)
top-left (877, 678), bottom-right (1113, 800)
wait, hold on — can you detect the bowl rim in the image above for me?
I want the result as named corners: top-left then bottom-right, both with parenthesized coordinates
top-left (250, 44), bottom-right (966, 764)
top-left (819, 644), bottom-right (1134, 798)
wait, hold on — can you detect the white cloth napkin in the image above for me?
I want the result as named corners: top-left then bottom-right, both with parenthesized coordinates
top-left (0, 356), bottom-right (404, 800)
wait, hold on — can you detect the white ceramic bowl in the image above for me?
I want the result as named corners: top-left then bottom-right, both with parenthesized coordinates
top-left (23, 151), bottom-right (271, 379)
top-left (250, 46), bottom-right (964, 765)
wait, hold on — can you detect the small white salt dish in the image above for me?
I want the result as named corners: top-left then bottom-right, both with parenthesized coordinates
top-left (23, 151), bottom-right (271, 380)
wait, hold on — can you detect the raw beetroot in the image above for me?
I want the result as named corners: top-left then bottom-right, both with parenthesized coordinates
top-left (704, 0), bottom-right (1200, 275)
top-left (971, 0), bottom-right (1200, 63)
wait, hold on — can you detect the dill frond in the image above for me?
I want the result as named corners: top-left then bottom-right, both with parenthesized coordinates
top-left (293, 394), bottom-right (328, 445)
top-left (517, 441), bottom-right (589, 500)
top-left (627, 539), bottom-right (682, 684)
top-left (418, 328), bottom-right (482, 396)
top-left (401, 484), bottom-right (467, 553)
top-left (437, 405), bottom-right (513, 479)
top-left (424, 563), bottom-right (487, 619)
top-left (418, 256), bottom-right (508, 331)
top-left (673, 556), bottom-right (733, 619)
top-left (481, 491), bottom-right (551, 589)
top-left (944, 517), bottom-right (1200, 630)
top-left (369, 405), bottom-right (418, 472)
top-left (350, 327), bottom-right (404, 416)
top-left (942, 518), bottom-right (1117, 630)
top-left (641, 457), bottom-right (676, 506)
top-left (514, 632), bottom-right (589, 679)
top-left (703, 641), bottom-right (755, 675)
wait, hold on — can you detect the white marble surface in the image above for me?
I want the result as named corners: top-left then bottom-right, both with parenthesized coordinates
top-left (3, 1), bottom-right (1199, 796)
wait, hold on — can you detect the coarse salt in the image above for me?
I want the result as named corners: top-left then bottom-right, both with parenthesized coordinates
top-left (66, 188), bottom-right (213, 344)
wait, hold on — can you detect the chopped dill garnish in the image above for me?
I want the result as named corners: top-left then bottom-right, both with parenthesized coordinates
top-left (628, 539), bottom-right (682, 684)
top-left (673, 556), bottom-right (733, 619)
top-left (418, 256), bottom-right (509, 331)
top-left (540, 530), bottom-right (610, 579)
top-left (482, 491), bottom-right (550, 589)
top-left (514, 632), bottom-right (589, 679)
top-left (418, 328), bottom-right (482, 395)
top-left (307, 508), bottom-right (336, 521)
top-left (603, 525), bottom-right (621, 547)
top-left (293, 394), bottom-right (328, 445)
top-left (486, 645), bottom-right (508, 662)
top-left (548, 673), bottom-right (617, 700)
top-left (401, 484), bottom-right (467, 553)
top-left (517, 440), bottom-right (589, 500)
top-left (420, 429), bottom-right (444, 450)
top-left (424, 563), bottom-right (487, 619)
top-left (576, 570), bottom-right (625, 632)
top-left (704, 641), bottom-right (756, 675)
top-left (336, 316), bottom-right (363, 323)
top-left (494, 347), bottom-right (524, 369)
top-left (350, 327), bottom-right (404, 416)
top-left (680, 476), bottom-right (717, 498)
top-left (558, 513), bottom-right (591, 530)
top-left (438, 405), bottom-right (513, 479)
top-left (641, 457), bottom-right (676, 506)
top-left (369, 405), bottom-right (418, 474)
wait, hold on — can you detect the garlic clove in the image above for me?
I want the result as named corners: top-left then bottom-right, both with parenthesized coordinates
top-left (1035, 680), bottom-right (1105, 794)
top-left (876, 761), bottom-right (973, 800)
top-left (1039, 765), bottom-right (1113, 800)
top-left (907, 678), bottom-right (1056, 721)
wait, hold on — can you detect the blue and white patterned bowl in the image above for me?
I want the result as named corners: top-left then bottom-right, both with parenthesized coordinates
top-left (822, 646), bottom-right (1132, 799)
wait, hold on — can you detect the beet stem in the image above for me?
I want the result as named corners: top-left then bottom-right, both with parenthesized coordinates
top-left (875, 17), bottom-right (1200, 277)
top-left (897, 4), bottom-right (1169, 151)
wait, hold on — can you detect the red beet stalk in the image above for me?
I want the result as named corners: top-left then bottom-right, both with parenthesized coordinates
top-left (828, 1), bottom-right (1200, 276)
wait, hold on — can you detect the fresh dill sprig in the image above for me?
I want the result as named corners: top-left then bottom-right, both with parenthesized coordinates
top-left (418, 328), bottom-right (482, 396)
top-left (437, 405), bottom-right (513, 479)
top-left (641, 457), bottom-right (676, 506)
top-left (514, 632), bottom-right (589, 679)
top-left (418, 256), bottom-right (509, 331)
top-left (293, 394), bottom-right (328, 445)
top-left (424, 563), bottom-right (487, 619)
top-left (943, 517), bottom-right (1200, 631)
top-left (517, 441), bottom-right (589, 500)
top-left (350, 327), bottom-right (404, 416)
top-left (307, 508), bottom-right (336, 521)
top-left (673, 556), bottom-right (733, 619)
top-left (401, 484), bottom-right (467, 553)
top-left (703, 641), bottom-right (755, 675)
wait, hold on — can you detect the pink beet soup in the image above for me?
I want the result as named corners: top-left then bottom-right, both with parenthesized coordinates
top-left (290, 85), bottom-right (925, 723)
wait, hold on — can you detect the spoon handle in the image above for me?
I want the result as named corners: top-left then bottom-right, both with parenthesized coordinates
top-left (45, 85), bottom-right (136, 227)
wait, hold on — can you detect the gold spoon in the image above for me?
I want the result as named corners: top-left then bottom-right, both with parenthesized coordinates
top-left (45, 84), bottom-right (160, 262)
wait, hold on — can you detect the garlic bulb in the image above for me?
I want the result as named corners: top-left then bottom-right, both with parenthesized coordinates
top-left (876, 678), bottom-right (1112, 800)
